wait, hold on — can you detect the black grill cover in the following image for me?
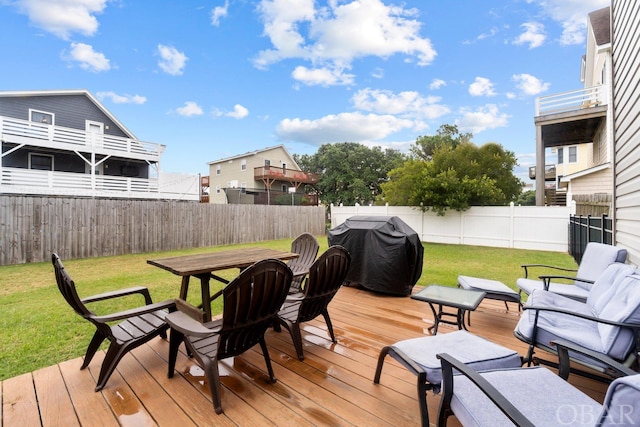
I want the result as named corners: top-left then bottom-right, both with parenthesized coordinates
top-left (327, 216), bottom-right (424, 296)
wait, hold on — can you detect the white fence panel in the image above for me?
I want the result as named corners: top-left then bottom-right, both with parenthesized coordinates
top-left (331, 204), bottom-right (573, 252)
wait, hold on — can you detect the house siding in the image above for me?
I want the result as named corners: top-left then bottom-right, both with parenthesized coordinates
top-left (0, 95), bottom-right (128, 137)
top-left (612, 0), bottom-right (640, 265)
top-left (569, 168), bottom-right (612, 194)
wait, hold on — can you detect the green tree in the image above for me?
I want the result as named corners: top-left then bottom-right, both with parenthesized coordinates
top-left (381, 128), bottom-right (523, 215)
top-left (411, 124), bottom-right (472, 161)
top-left (294, 142), bottom-right (406, 206)
top-left (515, 190), bottom-right (536, 206)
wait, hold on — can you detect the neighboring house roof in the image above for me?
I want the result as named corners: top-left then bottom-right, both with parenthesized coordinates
top-left (0, 89), bottom-right (137, 139)
top-left (207, 144), bottom-right (301, 169)
top-left (560, 162), bottom-right (610, 182)
top-left (589, 6), bottom-right (610, 46)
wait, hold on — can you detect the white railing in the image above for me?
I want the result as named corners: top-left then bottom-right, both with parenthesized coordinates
top-left (535, 85), bottom-right (607, 116)
top-left (0, 116), bottom-right (163, 160)
top-left (0, 167), bottom-right (159, 196)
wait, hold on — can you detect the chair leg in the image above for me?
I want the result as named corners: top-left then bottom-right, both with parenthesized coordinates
top-left (168, 328), bottom-right (184, 378)
top-left (82, 330), bottom-right (107, 370)
top-left (321, 309), bottom-right (337, 343)
top-left (373, 346), bottom-right (391, 384)
top-left (202, 357), bottom-right (223, 414)
top-left (95, 342), bottom-right (128, 391)
top-left (259, 337), bottom-right (277, 383)
top-left (417, 373), bottom-right (429, 427)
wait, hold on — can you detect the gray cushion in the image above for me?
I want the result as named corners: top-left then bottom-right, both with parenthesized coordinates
top-left (392, 330), bottom-right (521, 385)
top-left (576, 243), bottom-right (628, 290)
top-left (587, 263), bottom-right (636, 315)
top-left (450, 367), bottom-right (602, 427)
top-left (599, 374), bottom-right (640, 426)
top-left (458, 275), bottom-right (519, 297)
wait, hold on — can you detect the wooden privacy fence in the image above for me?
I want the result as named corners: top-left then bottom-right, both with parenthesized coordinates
top-left (0, 195), bottom-right (326, 265)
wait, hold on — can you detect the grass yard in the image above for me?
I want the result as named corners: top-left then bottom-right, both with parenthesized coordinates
top-left (0, 237), bottom-right (576, 381)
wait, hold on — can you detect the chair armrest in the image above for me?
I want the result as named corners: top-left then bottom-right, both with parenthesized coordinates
top-left (91, 299), bottom-right (175, 323)
top-left (551, 339), bottom-right (637, 379)
top-left (437, 353), bottom-right (535, 427)
top-left (165, 310), bottom-right (221, 338)
top-left (82, 285), bottom-right (153, 305)
top-left (538, 275), bottom-right (593, 290)
top-left (521, 264), bottom-right (577, 279)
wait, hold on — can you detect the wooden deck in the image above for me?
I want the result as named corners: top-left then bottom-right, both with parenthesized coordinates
top-left (2, 286), bottom-right (607, 426)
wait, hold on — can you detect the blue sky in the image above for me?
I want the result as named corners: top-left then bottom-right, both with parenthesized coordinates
top-left (1, 0), bottom-right (610, 182)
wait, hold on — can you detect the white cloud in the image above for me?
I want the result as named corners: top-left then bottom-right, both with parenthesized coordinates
top-left (456, 104), bottom-right (509, 134)
top-left (10, 0), bottom-right (107, 39)
top-left (65, 42), bottom-right (110, 72)
top-left (352, 88), bottom-right (450, 120)
top-left (254, 0), bottom-right (436, 84)
top-left (291, 66), bottom-right (355, 86)
top-left (512, 73), bottom-right (550, 95)
top-left (157, 44), bottom-right (188, 76)
top-left (529, 0), bottom-right (609, 45)
top-left (226, 104), bottom-right (249, 119)
top-left (97, 91), bottom-right (146, 104)
top-left (429, 79), bottom-right (446, 90)
top-left (211, 0), bottom-right (229, 26)
top-left (513, 22), bottom-right (546, 48)
top-left (176, 101), bottom-right (203, 117)
top-left (469, 77), bottom-right (496, 97)
top-left (276, 112), bottom-right (415, 145)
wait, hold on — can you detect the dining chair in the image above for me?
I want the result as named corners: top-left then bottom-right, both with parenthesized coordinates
top-left (52, 253), bottom-right (175, 391)
top-left (287, 232), bottom-right (319, 292)
top-left (275, 245), bottom-right (351, 360)
top-left (165, 258), bottom-right (292, 414)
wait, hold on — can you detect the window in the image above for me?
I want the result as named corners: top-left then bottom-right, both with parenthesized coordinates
top-left (29, 109), bottom-right (54, 125)
top-left (568, 146), bottom-right (577, 163)
top-left (282, 184), bottom-right (287, 192)
top-left (557, 148), bottom-right (564, 164)
top-left (216, 185), bottom-right (221, 194)
top-left (557, 146), bottom-right (577, 164)
top-left (264, 159), bottom-right (270, 167)
top-left (29, 153), bottom-right (54, 171)
top-left (241, 159), bottom-right (247, 171)
top-left (216, 165), bottom-right (221, 175)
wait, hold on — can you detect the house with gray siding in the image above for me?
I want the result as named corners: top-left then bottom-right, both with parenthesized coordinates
top-left (0, 89), bottom-right (199, 200)
top-left (612, 1), bottom-right (640, 265)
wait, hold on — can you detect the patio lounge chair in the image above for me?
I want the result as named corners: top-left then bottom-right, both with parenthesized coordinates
top-left (165, 258), bottom-right (292, 414)
top-left (514, 262), bottom-right (640, 381)
top-left (373, 330), bottom-right (523, 427)
top-left (516, 242), bottom-right (628, 302)
top-left (287, 232), bottom-right (319, 292)
top-left (275, 245), bottom-right (350, 360)
top-left (436, 339), bottom-right (640, 426)
top-left (52, 253), bottom-right (175, 391)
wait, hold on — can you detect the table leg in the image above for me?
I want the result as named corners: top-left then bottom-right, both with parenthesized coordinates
top-left (197, 274), bottom-right (212, 323)
top-left (458, 309), bottom-right (468, 331)
top-left (427, 303), bottom-right (440, 335)
top-left (179, 276), bottom-right (190, 300)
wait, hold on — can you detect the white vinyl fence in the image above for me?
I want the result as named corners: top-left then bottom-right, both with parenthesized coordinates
top-left (331, 203), bottom-right (575, 252)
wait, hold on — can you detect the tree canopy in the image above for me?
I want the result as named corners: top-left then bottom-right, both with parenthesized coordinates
top-left (380, 125), bottom-right (523, 215)
top-left (294, 142), bottom-right (405, 206)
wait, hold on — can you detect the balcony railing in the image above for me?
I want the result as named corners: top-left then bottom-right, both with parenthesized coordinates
top-left (254, 166), bottom-right (319, 185)
top-left (0, 116), bottom-right (164, 161)
top-left (529, 164), bottom-right (556, 180)
top-left (535, 85), bottom-right (607, 116)
top-left (1, 167), bottom-right (160, 197)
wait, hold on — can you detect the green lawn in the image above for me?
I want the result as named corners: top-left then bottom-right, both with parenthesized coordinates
top-left (0, 238), bottom-right (576, 381)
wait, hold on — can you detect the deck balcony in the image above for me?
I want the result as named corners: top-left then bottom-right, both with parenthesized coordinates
top-left (0, 116), bottom-right (164, 162)
top-left (254, 166), bottom-right (319, 185)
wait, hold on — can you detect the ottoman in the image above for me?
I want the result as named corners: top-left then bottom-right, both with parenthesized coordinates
top-left (373, 330), bottom-right (522, 427)
top-left (457, 275), bottom-right (521, 311)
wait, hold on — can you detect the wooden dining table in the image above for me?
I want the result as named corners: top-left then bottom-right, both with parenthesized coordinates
top-left (147, 247), bottom-right (298, 322)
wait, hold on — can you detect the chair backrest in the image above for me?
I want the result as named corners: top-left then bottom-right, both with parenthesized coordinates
top-left (287, 233), bottom-right (319, 271)
top-left (217, 258), bottom-right (293, 358)
top-left (597, 273), bottom-right (640, 359)
top-left (576, 243), bottom-right (628, 290)
top-left (51, 253), bottom-right (93, 319)
top-left (297, 246), bottom-right (351, 323)
top-left (587, 263), bottom-right (636, 314)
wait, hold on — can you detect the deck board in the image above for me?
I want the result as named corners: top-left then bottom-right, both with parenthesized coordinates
top-left (1, 285), bottom-right (608, 426)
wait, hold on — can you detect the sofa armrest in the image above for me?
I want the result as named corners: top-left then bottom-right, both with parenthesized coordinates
top-left (524, 305), bottom-right (640, 330)
top-left (521, 264), bottom-right (577, 279)
top-left (437, 353), bottom-right (535, 427)
top-left (552, 338), bottom-right (637, 379)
